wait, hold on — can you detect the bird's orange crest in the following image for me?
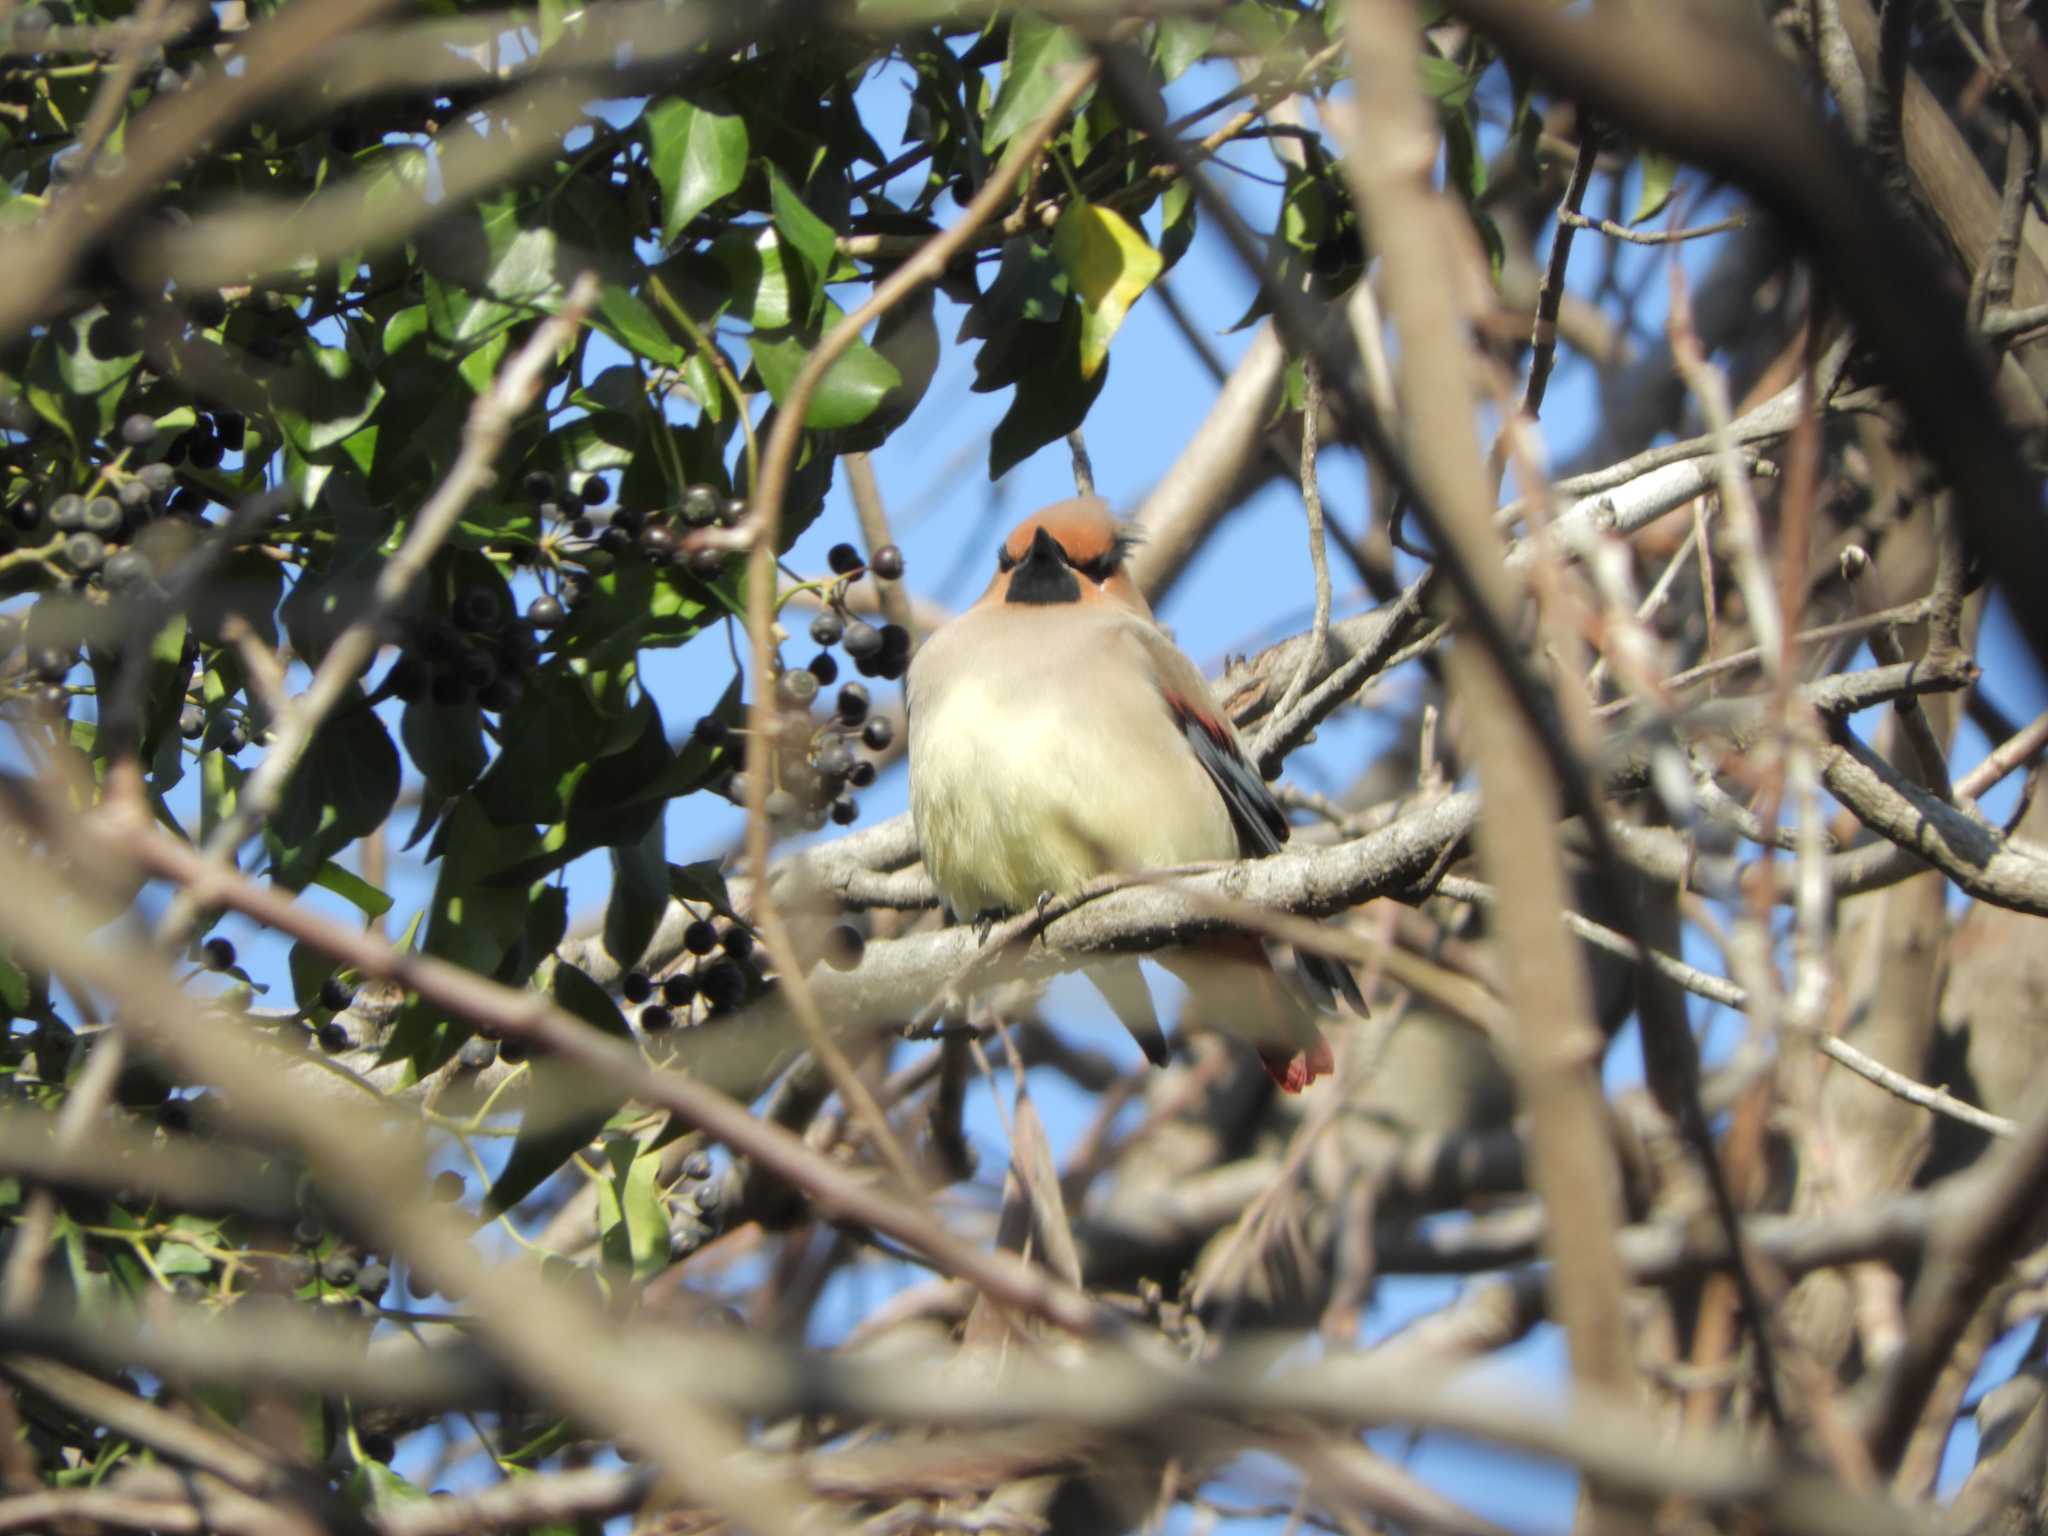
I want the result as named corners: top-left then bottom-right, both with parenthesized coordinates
top-left (983, 497), bottom-right (1151, 616)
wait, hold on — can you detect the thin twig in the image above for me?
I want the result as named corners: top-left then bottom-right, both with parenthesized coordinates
top-left (1521, 128), bottom-right (1600, 422)
top-left (1269, 358), bottom-right (1333, 728)
top-left (1557, 208), bottom-right (1751, 246)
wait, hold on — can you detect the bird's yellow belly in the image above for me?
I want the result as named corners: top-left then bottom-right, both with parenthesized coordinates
top-left (910, 687), bottom-right (1236, 918)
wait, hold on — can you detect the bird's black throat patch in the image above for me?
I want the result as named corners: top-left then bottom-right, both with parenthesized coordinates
top-left (1004, 527), bottom-right (1080, 605)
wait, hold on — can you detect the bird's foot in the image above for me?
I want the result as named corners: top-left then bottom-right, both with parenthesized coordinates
top-left (971, 908), bottom-right (1005, 946)
top-left (1032, 890), bottom-right (1055, 946)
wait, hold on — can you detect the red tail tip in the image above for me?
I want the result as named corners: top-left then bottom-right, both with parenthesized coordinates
top-left (1258, 1035), bottom-right (1336, 1093)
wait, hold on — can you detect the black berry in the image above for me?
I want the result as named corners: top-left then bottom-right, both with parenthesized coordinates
top-left (869, 544), bottom-right (904, 580)
top-left (807, 651), bottom-right (839, 686)
top-left (834, 683), bottom-right (870, 725)
top-left (718, 924), bottom-right (754, 960)
top-left (842, 622), bottom-right (882, 662)
top-left (698, 959), bottom-right (747, 1012)
top-left (683, 919), bottom-right (718, 956)
top-left (661, 973), bottom-right (697, 1007)
top-left (317, 1021), bottom-right (351, 1052)
top-left (776, 667), bottom-right (818, 708)
top-left (621, 970), bottom-right (653, 1003)
top-left (809, 610), bottom-right (843, 647)
top-left (48, 493), bottom-right (84, 531)
top-left (525, 594), bottom-right (566, 628)
top-left (680, 484), bottom-right (720, 525)
top-left (319, 975), bottom-right (356, 1011)
top-left (102, 549), bottom-right (151, 589)
top-left (861, 716), bottom-right (895, 752)
top-left (638, 1004), bottom-right (673, 1032)
top-left (200, 936), bottom-right (236, 971)
top-left (826, 542), bottom-right (864, 576)
top-left (81, 496), bottom-right (119, 535)
top-left (430, 1170), bottom-right (465, 1202)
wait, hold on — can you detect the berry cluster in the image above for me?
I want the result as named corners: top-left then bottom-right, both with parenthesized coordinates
top-left (618, 915), bottom-right (764, 1034)
top-left (701, 539), bottom-right (908, 831)
top-left (524, 472), bottom-right (748, 599)
top-left (283, 1211), bottom-right (392, 1320)
top-left (381, 584), bottom-right (538, 717)
top-left (5, 409), bottom-right (239, 588)
top-left (809, 541), bottom-right (910, 680)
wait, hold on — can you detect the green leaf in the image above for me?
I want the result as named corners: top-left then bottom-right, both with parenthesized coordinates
top-left (287, 940), bottom-right (333, 1011)
top-left (1158, 177), bottom-right (1197, 271)
top-left (1419, 53), bottom-right (1477, 109)
top-left (984, 16), bottom-right (1089, 151)
top-left (990, 304), bottom-right (1107, 479)
top-left (603, 816), bottom-right (668, 970)
top-left (1153, 17), bottom-right (1215, 81)
top-left (486, 963), bottom-right (633, 1214)
top-left (598, 1139), bottom-right (670, 1280)
top-left (381, 305), bottom-right (429, 354)
top-left (55, 306), bottom-right (144, 398)
top-left (1444, 109), bottom-right (1486, 202)
top-left (472, 669), bottom-right (641, 826)
top-left (0, 953), bottom-right (29, 1020)
top-left (960, 237), bottom-right (1067, 341)
top-left (309, 861), bottom-right (393, 919)
top-left (596, 282), bottom-right (685, 368)
top-left (711, 227), bottom-right (793, 330)
top-left (266, 697), bottom-right (401, 890)
top-left (273, 344), bottom-right (385, 456)
top-left (401, 700), bottom-right (489, 797)
top-left (153, 1241), bottom-right (213, 1277)
top-left (766, 164), bottom-right (838, 324)
top-left (668, 859), bottom-right (735, 919)
top-left (1051, 201), bottom-right (1163, 379)
top-left (748, 324), bottom-right (902, 430)
top-left (646, 97), bottom-right (748, 246)
top-left (1631, 151), bottom-right (1679, 225)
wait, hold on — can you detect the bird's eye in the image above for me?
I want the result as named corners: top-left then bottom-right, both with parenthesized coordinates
top-left (1076, 556), bottom-right (1115, 583)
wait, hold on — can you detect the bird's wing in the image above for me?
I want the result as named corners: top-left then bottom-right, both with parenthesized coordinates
top-left (1142, 627), bottom-right (1368, 1017)
top-left (1138, 633), bottom-right (1289, 856)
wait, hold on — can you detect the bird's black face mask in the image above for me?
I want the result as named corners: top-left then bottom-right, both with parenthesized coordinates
top-left (1004, 525), bottom-right (1080, 606)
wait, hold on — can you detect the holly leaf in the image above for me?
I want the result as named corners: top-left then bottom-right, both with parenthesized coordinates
top-left (646, 97), bottom-right (748, 246)
top-left (985, 16), bottom-right (1089, 151)
top-left (1631, 151), bottom-right (1680, 226)
top-left (748, 321), bottom-right (902, 430)
top-left (266, 697), bottom-right (401, 891)
top-left (1051, 201), bottom-right (1162, 379)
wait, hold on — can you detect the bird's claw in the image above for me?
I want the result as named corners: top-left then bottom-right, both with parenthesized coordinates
top-left (972, 908), bottom-right (1004, 946)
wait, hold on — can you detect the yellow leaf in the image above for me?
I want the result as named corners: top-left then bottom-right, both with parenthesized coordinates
top-left (1052, 200), bottom-right (1164, 379)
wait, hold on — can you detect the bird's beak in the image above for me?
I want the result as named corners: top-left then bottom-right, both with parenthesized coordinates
top-left (1004, 526), bottom-right (1081, 606)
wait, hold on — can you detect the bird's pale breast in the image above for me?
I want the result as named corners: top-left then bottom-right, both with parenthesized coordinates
top-left (907, 608), bottom-right (1237, 917)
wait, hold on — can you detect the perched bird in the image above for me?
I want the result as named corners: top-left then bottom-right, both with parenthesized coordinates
top-left (906, 497), bottom-right (1360, 1090)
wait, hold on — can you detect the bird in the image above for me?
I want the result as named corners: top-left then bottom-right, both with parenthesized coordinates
top-left (905, 496), bottom-right (1361, 1091)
